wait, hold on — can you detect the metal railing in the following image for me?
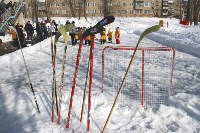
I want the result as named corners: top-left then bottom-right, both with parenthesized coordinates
top-left (0, 0), bottom-right (25, 32)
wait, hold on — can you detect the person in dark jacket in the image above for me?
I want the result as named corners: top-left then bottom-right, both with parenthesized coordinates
top-left (0, 0), bottom-right (6, 15)
top-left (24, 21), bottom-right (34, 40)
top-left (36, 22), bottom-right (43, 42)
top-left (65, 20), bottom-right (70, 25)
top-left (41, 21), bottom-right (48, 39)
top-left (17, 25), bottom-right (26, 47)
top-left (5, 1), bottom-right (13, 9)
top-left (69, 21), bottom-right (76, 45)
top-left (15, 23), bottom-right (20, 30)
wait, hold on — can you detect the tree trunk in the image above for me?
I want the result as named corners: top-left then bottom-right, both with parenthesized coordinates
top-left (35, 0), bottom-right (38, 23)
top-left (104, 0), bottom-right (107, 17)
top-left (193, 0), bottom-right (200, 25)
top-left (186, 0), bottom-right (190, 20)
top-left (69, 0), bottom-right (76, 17)
top-left (78, 0), bottom-right (80, 20)
top-left (189, 0), bottom-right (193, 25)
top-left (83, 0), bottom-right (87, 21)
top-left (46, 2), bottom-right (50, 22)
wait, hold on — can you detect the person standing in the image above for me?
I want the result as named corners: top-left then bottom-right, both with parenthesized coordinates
top-left (115, 27), bottom-right (120, 44)
top-left (41, 21), bottom-right (48, 39)
top-left (100, 28), bottom-right (106, 44)
top-left (36, 22), bottom-right (43, 42)
top-left (49, 22), bottom-right (56, 35)
top-left (69, 21), bottom-right (76, 45)
top-left (107, 28), bottom-right (113, 43)
top-left (24, 21), bottom-right (34, 40)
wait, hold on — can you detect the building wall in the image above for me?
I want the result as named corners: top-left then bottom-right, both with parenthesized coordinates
top-left (33, 0), bottom-right (190, 19)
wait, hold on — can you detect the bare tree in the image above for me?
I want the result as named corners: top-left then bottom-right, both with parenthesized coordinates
top-left (193, 0), bottom-right (200, 25)
top-left (68, 0), bottom-right (76, 17)
top-left (103, 0), bottom-right (108, 17)
top-left (34, 0), bottom-right (38, 23)
top-left (83, 0), bottom-right (87, 20)
top-left (45, 0), bottom-right (54, 22)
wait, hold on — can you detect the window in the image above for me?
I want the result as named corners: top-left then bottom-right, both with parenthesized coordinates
top-left (144, 2), bottom-right (150, 7)
top-left (86, 3), bottom-right (89, 6)
top-left (62, 10), bottom-right (66, 14)
top-left (93, 3), bottom-right (96, 6)
top-left (93, 10), bottom-right (96, 13)
top-left (116, 2), bottom-right (120, 6)
top-left (62, 2), bottom-right (65, 6)
top-left (86, 10), bottom-right (89, 13)
top-left (50, 3), bottom-right (52, 7)
top-left (56, 10), bottom-right (59, 14)
top-left (56, 2), bottom-right (59, 7)
top-left (121, 10), bottom-right (127, 14)
top-left (144, 10), bottom-right (150, 14)
top-left (135, 10), bottom-right (142, 14)
top-left (116, 10), bottom-right (120, 13)
top-left (130, 3), bottom-right (134, 6)
top-left (123, 3), bottom-right (127, 6)
top-left (100, 10), bottom-right (102, 13)
top-left (130, 10), bottom-right (134, 14)
top-left (99, 3), bottom-right (103, 6)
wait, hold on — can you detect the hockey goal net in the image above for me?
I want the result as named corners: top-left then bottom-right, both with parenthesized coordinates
top-left (102, 46), bottom-right (175, 108)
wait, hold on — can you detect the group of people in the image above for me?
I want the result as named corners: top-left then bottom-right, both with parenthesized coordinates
top-left (90, 26), bottom-right (121, 45)
top-left (9, 19), bottom-right (121, 48)
top-left (68, 24), bottom-right (121, 46)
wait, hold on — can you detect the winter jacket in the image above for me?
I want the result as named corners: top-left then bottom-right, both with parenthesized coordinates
top-left (10, 29), bottom-right (17, 40)
top-left (85, 35), bottom-right (91, 41)
top-left (107, 31), bottom-right (112, 38)
top-left (0, 1), bottom-right (6, 12)
top-left (49, 24), bottom-right (56, 33)
top-left (75, 32), bottom-right (78, 40)
top-left (115, 30), bottom-right (120, 39)
top-left (24, 23), bottom-right (34, 35)
top-left (100, 30), bottom-right (106, 40)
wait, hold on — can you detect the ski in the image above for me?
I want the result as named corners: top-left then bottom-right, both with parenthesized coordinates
top-left (9, 26), bottom-right (40, 113)
top-left (102, 25), bottom-right (161, 133)
top-left (57, 24), bottom-right (74, 124)
top-left (66, 16), bottom-right (115, 129)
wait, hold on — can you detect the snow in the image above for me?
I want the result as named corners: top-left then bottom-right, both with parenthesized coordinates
top-left (0, 17), bottom-right (200, 133)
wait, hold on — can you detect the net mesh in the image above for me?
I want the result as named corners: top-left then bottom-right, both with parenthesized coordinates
top-left (102, 46), bottom-right (175, 108)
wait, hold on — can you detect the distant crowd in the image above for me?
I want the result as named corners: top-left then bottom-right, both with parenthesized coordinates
top-left (9, 19), bottom-right (121, 47)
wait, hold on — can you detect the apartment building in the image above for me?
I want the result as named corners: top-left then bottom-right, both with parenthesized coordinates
top-left (32, 0), bottom-right (188, 18)
top-left (35, 0), bottom-right (158, 17)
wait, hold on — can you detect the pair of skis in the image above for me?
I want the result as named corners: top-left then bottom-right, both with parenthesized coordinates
top-left (66, 16), bottom-right (115, 130)
top-left (51, 24), bottom-right (74, 124)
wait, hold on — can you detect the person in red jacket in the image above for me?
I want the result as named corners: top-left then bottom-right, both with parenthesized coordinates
top-left (115, 27), bottom-right (120, 44)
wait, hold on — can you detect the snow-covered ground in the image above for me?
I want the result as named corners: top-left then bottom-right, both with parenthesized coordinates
top-left (0, 17), bottom-right (200, 133)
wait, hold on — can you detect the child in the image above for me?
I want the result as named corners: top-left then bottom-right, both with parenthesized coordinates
top-left (107, 28), bottom-right (112, 43)
top-left (85, 35), bottom-right (91, 46)
top-left (74, 30), bottom-right (79, 45)
top-left (115, 27), bottom-right (120, 44)
top-left (100, 28), bottom-right (106, 44)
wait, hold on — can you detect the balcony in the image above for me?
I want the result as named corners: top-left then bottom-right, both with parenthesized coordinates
top-left (134, 5), bottom-right (144, 10)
